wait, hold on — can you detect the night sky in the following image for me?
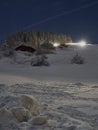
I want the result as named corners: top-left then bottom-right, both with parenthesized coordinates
top-left (0, 0), bottom-right (98, 43)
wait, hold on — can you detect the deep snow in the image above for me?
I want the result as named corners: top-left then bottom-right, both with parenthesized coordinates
top-left (0, 44), bottom-right (98, 130)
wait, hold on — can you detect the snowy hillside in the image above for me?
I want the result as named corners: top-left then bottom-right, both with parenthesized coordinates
top-left (0, 44), bottom-right (98, 130)
top-left (0, 44), bottom-right (98, 84)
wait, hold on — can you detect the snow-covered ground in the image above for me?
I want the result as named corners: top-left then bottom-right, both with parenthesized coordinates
top-left (0, 44), bottom-right (98, 130)
top-left (0, 45), bottom-right (98, 84)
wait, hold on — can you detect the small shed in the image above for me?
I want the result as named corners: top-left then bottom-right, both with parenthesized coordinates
top-left (15, 45), bottom-right (36, 53)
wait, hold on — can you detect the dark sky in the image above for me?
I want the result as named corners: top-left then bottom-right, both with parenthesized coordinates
top-left (0, 0), bottom-right (98, 43)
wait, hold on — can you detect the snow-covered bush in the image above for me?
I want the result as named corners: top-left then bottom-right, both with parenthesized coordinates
top-left (0, 44), bottom-right (15, 59)
top-left (3, 49), bottom-right (14, 58)
top-left (41, 42), bottom-right (55, 50)
top-left (20, 94), bottom-right (39, 116)
top-left (71, 53), bottom-right (85, 64)
top-left (31, 55), bottom-right (50, 66)
top-left (0, 107), bottom-right (17, 122)
top-left (31, 116), bottom-right (48, 125)
top-left (11, 107), bottom-right (31, 122)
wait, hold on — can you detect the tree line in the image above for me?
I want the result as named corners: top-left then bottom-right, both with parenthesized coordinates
top-left (6, 31), bottom-right (72, 49)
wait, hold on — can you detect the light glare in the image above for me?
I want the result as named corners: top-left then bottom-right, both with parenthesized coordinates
top-left (66, 40), bottom-right (87, 47)
top-left (53, 43), bottom-right (60, 47)
top-left (79, 41), bottom-right (86, 47)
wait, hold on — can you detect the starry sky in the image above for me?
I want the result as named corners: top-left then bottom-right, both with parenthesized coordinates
top-left (0, 0), bottom-right (98, 43)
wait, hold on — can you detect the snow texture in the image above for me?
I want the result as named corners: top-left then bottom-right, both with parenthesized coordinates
top-left (0, 44), bottom-right (98, 129)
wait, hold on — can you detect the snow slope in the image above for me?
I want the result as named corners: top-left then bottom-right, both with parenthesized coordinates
top-left (0, 44), bottom-right (98, 130)
top-left (0, 44), bottom-right (98, 84)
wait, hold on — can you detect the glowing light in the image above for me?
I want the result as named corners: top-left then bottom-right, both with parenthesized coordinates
top-left (53, 43), bottom-right (60, 47)
top-left (66, 43), bottom-right (78, 46)
top-left (66, 40), bottom-right (87, 47)
top-left (79, 40), bottom-right (86, 47)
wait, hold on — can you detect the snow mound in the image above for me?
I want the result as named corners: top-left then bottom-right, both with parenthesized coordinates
top-left (0, 83), bottom-right (98, 130)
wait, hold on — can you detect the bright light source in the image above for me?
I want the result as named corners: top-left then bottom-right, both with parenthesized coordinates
top-left (66, 40), bottom-right (87, 47)
top-left (66, 43), bottom-right (77, 46)
top-left (53, 43), bottom-right (60, 47)
top-left (79, 40), bottom-right (86, 47)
